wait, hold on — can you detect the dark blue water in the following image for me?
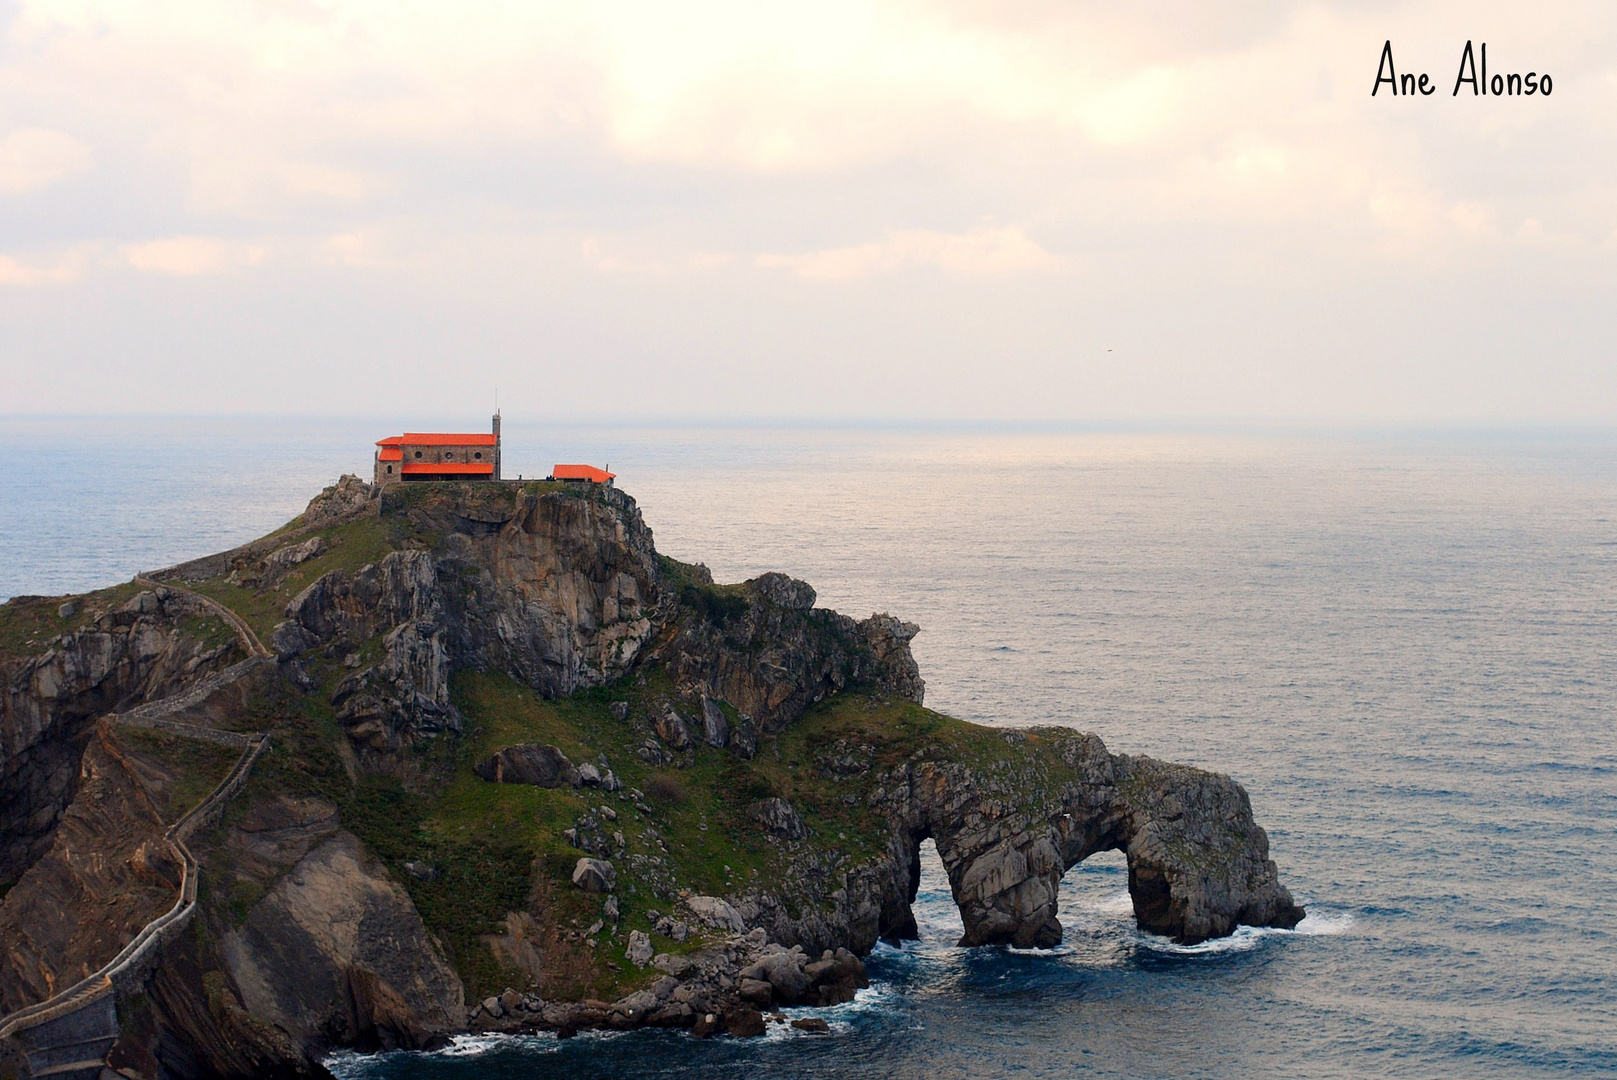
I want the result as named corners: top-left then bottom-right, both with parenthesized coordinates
top-left (5, 418), bottom-right (1615, 1078)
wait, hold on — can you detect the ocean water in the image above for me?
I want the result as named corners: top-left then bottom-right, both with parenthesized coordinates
top-left (4, 417), bottom-right (1615, 1079)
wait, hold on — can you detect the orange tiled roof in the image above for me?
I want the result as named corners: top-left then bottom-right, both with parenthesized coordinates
top-left (376, 433), bottom-right (497, 447)
top-left (377, 447), bottom-right (403, 462)
top-left (552, 464), bottom-right (615, 483)
top-left (401, 462), bottom-right (496, 475)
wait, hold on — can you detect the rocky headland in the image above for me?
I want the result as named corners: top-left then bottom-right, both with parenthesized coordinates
top-left (0, 477), bottom-right (1302, 1078)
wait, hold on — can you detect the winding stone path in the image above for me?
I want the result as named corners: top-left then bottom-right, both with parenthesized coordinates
top-left (0, 579), bottom-right (272, 1076)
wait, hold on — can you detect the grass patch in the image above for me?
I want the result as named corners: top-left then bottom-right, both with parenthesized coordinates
top-left (116, 727), bottom-right (245, 823)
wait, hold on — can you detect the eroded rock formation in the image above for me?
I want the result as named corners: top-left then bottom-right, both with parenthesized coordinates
top-left (735, 729), bottom-right (1302, 952)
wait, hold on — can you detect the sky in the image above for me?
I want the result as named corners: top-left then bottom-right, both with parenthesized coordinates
top-left (0, 0), bottom-right (1613, 423)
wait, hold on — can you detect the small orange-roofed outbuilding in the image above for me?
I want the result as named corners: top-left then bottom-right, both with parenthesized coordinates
top-left (550, 464), bottom-right (615, 485)
top-left (374, 414), bottom-right (501, 484)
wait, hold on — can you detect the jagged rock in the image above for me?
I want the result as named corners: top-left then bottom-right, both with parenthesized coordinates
top-left (654, 708), bottom-right (689, 749)
top-left (746, 573), bottom-right (816, 610)
top-left (684, 895), bottom-right (747, 933)
top-left (0, 729), bottom-right (179, 1011)
top-left (614, 991), bottom-right (659, 1021)
top-left (700, 698), bottom-right (730, 747)
top-left (655, 570), bottom-right (925, 731)
top-left (262, 536), bottom-right (325, 575)
top-left (792, 1017), bottom-right (830, 1033)
top-left (482, 996), bottom-right (503, 1018)
top-left (572, 858), bottom-right (616, 893)
top-left (475, 744), bottom-right (579, 787)
top-left (0, 477), bottom-right (1303, 1067)
top-left (626, 930), bottom-right (654, 968)
top-left (301, 474), bottom-right (377, 529)
top-left (748, 798), bottom-right (808, 840)
top-left (577, 763), bottom-right (602, 786)
top-left (270, 620), bottom-right (317, 661)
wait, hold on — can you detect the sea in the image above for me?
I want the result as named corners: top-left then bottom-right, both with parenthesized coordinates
top-left (3, 416), bottom-right (1614, 1079)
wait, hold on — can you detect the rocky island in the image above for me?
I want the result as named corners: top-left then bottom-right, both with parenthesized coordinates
top-left (0, 478), bottom-right (1302, 1078)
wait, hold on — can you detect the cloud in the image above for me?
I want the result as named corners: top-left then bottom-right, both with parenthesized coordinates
top-left (757, 225), bottom-right (1063, 280)
top-left (0, 247), bottom-right (88, 286)
top-left (0, 128), bottom-right (93, 194)
top-left (120, 236), bottom-right (267, 276)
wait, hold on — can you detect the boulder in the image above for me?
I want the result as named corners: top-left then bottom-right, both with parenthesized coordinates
top-left (475, 744), bottom-right (579, 788)
top-left (700, 698), bottom-right (730, 747)
top-left (571, 858), bottom-right (616, 893)
top-left (654, 709), bottom-right (690, 749)
top-left (577, 763), bottom-right (602, 787)
top-left (652, 953), bottom-right (694, 978)
top-left (723, 1006), bottom-right (766, 1037)
top-left (741, 951), bottom-right (809, 1004)
top-left (684, 895), bottom-right (746, 933)
top-left (626, 930), bottom-right (654, 968)
top-left (738, 978), bottom-right (773, 1006)
top-left (791, 1017), bottom-right (830, 1034)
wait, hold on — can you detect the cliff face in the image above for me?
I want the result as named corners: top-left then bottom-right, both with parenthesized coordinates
top-left (0, 587), bottom-right (244, 883)
top-left (0, 478), bottom-right (1302, 1078)
top-left (263, 483), bottom-right (923, 764)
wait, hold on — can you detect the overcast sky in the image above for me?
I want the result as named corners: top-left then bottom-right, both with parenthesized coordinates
top-left (1, 1), bottom-right (1612, 422)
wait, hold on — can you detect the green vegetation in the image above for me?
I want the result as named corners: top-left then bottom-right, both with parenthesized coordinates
top-left (117, 728), bottom-right (245, 823)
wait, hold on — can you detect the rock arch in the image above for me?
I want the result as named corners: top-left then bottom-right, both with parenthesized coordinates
top-left (876, 734), bottom-right (1304, 948)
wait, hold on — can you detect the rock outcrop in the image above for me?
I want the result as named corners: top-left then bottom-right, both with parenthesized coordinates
top-left (654, 570), bottom-right (924, 731)
top-left (736, 729), bottom-right (1302, 951)
top-left (219, 831), bottom-right (464, 1053)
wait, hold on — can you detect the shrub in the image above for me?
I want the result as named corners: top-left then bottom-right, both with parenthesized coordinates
top-left (645, 772), bottom-right (687, 805)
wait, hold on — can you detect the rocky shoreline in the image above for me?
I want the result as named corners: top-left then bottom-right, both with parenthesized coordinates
top-left (461, 926), bottom-right (867, 1041)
